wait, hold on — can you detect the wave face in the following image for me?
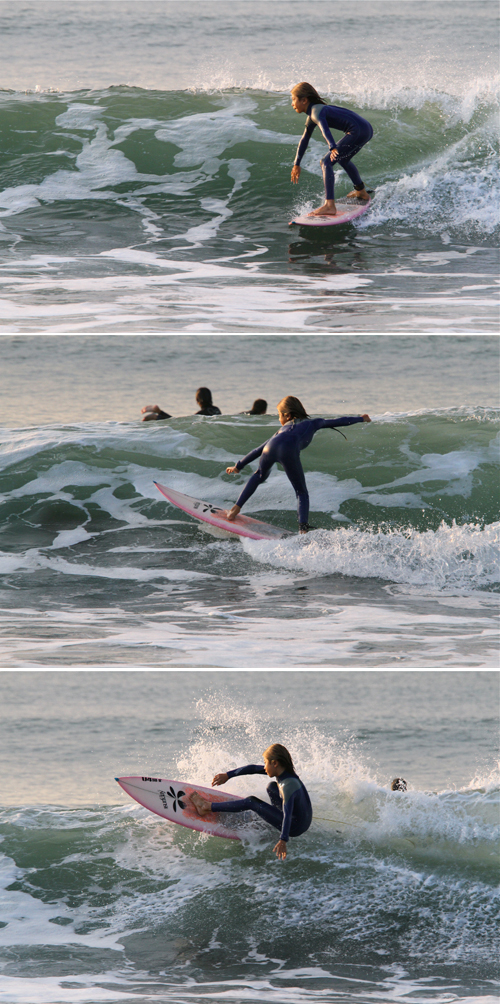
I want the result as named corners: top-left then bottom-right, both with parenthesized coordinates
top-left (0, 1), bottom-right (498, 330)
top-left (0, 671), bottom-right (498, 1004)
top-left (0, 397), bottom-right (498, 667)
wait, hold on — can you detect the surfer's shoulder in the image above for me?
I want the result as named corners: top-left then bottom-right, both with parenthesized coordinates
top-left (309, 103), bottom-right (325, 123)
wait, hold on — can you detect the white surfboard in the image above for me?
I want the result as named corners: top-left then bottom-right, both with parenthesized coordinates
top-left (116, 776), bottom-right (249, 840)
top-left (154, 482), bottom-right (293, 540)
top-left (289, 196), bottom-right (370, 227)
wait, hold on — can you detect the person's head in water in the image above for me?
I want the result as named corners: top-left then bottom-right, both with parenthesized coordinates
top-left (263, 743), bottom-right (295, 775)
top-left (195, 387), bottom-right (214, 410)
top-left (291, 82), bottom-right (326, 114)
top-left (391, 778), bottom-right (407, 791)
top-left (247, 398), bottom-right (267, 415)
top-left (277, 396), bottom-right (309, 425)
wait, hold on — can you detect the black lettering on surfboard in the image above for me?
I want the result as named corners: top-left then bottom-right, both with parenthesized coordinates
top-left (158, 787), bottom-right (186, 812)
top-left (193, 501), bottom-right (221, 515)
top-left (142, 776), bottom-right (161, 782)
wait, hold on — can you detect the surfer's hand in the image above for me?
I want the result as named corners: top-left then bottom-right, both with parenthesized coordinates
top-left (291, 165), bottom-right (301, 184)
top-left (226, 466), bottom-right (239, 474)
top-left (361, 414), bottom-right (371, 422)
top-left (212, 773), bottom-right (229, 786)
top-left (329, 147), bottom-right (339, 162)
top-left (273, 839), bottom-right (287, 860)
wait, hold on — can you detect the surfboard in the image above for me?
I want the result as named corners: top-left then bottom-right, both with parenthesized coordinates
top-left (116, 776), bottom-right (249, 840)
top-left (154, 482), bottom-right (293, 540)
top-left (289, 196), bottom-right (370, 227)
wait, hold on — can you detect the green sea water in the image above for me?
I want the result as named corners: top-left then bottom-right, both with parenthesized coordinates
top-left (0, 335), bottom-right (498, 669)
top-left (0, 669), bottom-right (498, 1004)
top-left (0, 1), bottom-right (498, 331)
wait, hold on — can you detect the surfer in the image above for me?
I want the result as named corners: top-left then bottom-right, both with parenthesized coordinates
top-left (391, 778), bottom-right (408, 791)
top-left (224, 396), bottom-right (370, 533)
top-left (290, 82), bottom-right (373, 217)
top-left (195, 387), bottom-right (221, 416)
top-left (191, 744), bottom-right (312, 860)
top-left (141, 404), bottom-right (172, 421)
top-left (244, 398), bottom-right (267, 415)
top-left (141, 387), bottom-right (221, 420)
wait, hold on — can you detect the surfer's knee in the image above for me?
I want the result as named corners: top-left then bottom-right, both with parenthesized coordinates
top-left (266, 781), bottom-right (281, 807)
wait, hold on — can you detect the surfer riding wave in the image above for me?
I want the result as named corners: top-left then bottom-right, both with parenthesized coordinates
top-left (290, 82), bottom-right (373, 217)
top-left (191, 744), bottom-right (312, 860)
top-left (224, 396), bottom-right (370, 533)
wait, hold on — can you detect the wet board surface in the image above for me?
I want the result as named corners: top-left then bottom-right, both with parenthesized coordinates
top-left (116, 776), bottom-right (249, 840)
top-left (289, 196), bottom-right (370, 226)
top-left (154, 482), bottom-right (293, 540)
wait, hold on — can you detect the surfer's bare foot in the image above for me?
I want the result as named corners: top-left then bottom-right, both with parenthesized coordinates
top-left (190, 791), bottom-right (212, 816)
top-left (346, 188), bottom-right (370, 200)
top-left (308, 200), bottom-right (337, 217)
top-left (225, 504), bottom-right (241, 521)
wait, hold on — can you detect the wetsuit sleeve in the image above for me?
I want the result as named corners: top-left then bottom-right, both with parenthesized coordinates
top-left (313, 416), bottom-right (365, 430)
top-left (235, 440), bottom-right (269, 471)
top-left (294, 115), bottom-right (316, 166)
top-left (280, 788), bottom-right (299, 841)
top-left (314, 106), bottom-right (337, 152)
top-left (226, 764), bottom-right (267, 778)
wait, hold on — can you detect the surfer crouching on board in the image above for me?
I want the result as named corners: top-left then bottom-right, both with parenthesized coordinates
top-left (224, 396), bottom-right (370, 533)
top-left (290, 82), bottom-right (373, 217)
top-left (191, 744), bottom-right (312, 860)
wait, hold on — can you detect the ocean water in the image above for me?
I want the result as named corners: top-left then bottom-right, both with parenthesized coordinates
top-left (0, 1), bottom-right (499, 332)
top-left (0, 334), bottom-right (499, 669)
top-left (0, 670), bottom-right (498, 1004)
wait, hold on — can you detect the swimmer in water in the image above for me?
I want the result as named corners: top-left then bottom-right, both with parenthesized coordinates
top-left (224, 395), bottom-right (370, 533)
top-left (195, 387), bottom-right (221, 416)
top-left (141, 405), bottom-right (172, 421)
top-left (290, 82), bottom-right (373, 217)
top-left (191, 743), bottom-right (312, 860)
top-left (244, 398), bottom-right (267, 415)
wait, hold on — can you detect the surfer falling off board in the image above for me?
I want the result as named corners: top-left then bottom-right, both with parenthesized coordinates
top-left (224, 396), bottom-right (371, 533)
top-left (191, 744), bottom-right (312, 860)
top-left (290, 82), bottom-right (373, 217)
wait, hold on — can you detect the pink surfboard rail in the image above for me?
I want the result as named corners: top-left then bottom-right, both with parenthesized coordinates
top-left (289, 196), bottom-right (370, 227)
top-left (154, 481), bottom-right (293, 540)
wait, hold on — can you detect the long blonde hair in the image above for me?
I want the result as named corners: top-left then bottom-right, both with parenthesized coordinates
top-left (263, 744), bottom-right (295, 773)
top-left (291, 82), bottom-right (326, 106)
top-left (277, 396), bottom-right (309, 420)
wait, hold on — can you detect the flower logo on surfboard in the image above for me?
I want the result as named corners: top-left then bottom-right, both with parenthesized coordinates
top-left (158, 786), bottom-right (186, 812)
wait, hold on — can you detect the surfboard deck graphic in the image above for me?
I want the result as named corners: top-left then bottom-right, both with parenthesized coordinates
top-left (154, 482), bottom-right (293, 540)
top-left (289, 196), bottom-right (370, 226)
top-left (116, 776), bottom-right (250, 840)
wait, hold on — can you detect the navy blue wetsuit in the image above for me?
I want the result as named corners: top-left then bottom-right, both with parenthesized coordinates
top-left (295, 103), bottom-right (373, 200)
top-left (233, 416), bottom-right (365, 526)
top-left (210, 764), bottom-right (312, 842)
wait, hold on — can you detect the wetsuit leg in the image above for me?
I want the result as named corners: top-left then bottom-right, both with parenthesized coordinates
top-left (211, 795), bottom-right (283, 833)
top-left (236, 441), bottom-right (308, 524)
top-left (267, 781), bottom-right (282, 808)
top-left (280, 455), bottom-right (309, 524)
top-left (235, 452), bottom-right (275, 510)
top-left (334, 123), bottom-right (373, 191)
top-left (320, 152), bottom-right (335, 200)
